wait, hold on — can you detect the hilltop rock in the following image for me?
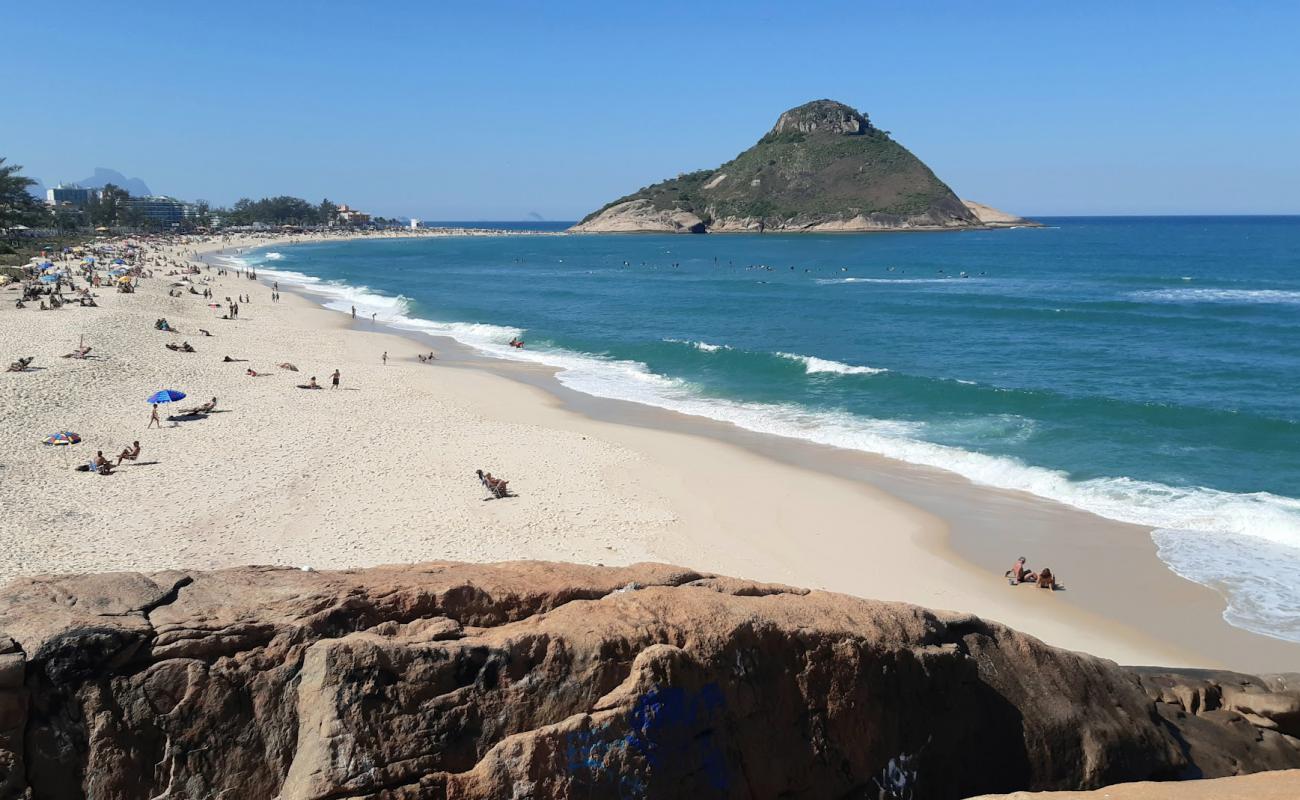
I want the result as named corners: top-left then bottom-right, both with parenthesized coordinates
top-left (74, 167), bottom-right (152, 197)
top-left (0, 561), bottom-right (1296, 799)
top-left (573, 100), bottom-right (1032, 233)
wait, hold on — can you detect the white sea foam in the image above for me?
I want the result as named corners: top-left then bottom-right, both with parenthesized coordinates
top-left (1133, 288), bottom-right (1300, 305)
top-left (777, 352), bottom-right (887, 375)
top-left (257, 256), bottom-right (1300, 643)
top-left (1153, 528), bottom-right (1300, 642)
top-left (663, 338), bottom-right (730, 353)
top-left (816, 277), bottom-right (965, 285)
top-left (264, 252), bottom-right (284, 260)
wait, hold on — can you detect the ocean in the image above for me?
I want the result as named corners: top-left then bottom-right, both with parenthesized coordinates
top-left (232, 217), bottom-right (1300, 642)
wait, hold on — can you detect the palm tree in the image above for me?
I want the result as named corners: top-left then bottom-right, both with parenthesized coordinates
top-left (0, 157), bottom-right (43, 234)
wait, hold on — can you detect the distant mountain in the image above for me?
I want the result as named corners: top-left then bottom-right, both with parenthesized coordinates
top-left (573, 99), bottom-right (1033, 233)
top-left (75, 168), bottom-right (152, 197)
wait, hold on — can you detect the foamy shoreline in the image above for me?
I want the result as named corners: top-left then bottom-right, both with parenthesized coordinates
top-left (3, 230), bottom-right (1298, 671)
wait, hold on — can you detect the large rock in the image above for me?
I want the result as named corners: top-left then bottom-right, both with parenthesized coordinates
top-left (962, 200), bottom-right (1037, 227)
top-left (571, 100), bottom-right (1037, 233)
top-left (568, 199), bottom-right (706, 233)
top-left (0, 561), bottom-right (1296, 799)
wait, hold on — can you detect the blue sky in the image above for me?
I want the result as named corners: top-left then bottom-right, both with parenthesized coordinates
top-left (5, 1), bottom-right (1298, 218)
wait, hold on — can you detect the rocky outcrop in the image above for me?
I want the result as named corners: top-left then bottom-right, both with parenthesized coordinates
top-left (0, 561), bottom-right (1296, 800)
top-left (572, 100), bottom-right (1037, 234)
top-left (567, 199), bottom-right (706, 233)
top-left (962, 200), bottom-right (1038, 227)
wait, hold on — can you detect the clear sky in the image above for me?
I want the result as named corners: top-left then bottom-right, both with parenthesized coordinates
top-left (5, 1), bottom-right (1298, 219)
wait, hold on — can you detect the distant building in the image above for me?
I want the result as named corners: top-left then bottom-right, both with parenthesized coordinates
top-left (410, 218), bottom-right (421, 229)
top-left (122, 195), bottom-right (189, 225)
top-left (336, 204), bottom-right (371, 226)
top-left (46, 184), bottom-right (97, 207)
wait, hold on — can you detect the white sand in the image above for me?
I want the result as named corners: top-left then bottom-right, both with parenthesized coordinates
top-left (1, 232), bottom-right (1294, 671)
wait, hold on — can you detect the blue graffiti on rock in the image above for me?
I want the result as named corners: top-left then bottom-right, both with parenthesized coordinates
top-left (565, 683), bottom-right (729, 798)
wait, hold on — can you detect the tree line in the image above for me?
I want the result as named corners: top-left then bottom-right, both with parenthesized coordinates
top-left (2, 156), bottom-right (400, 235)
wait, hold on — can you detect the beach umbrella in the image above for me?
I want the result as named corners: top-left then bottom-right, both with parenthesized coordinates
top-left (43, 432), bottom-right (82, 446)
top-left (147, 389), bottom-right (186, 404)
top-left (118, 276), bottom-right (132, 284)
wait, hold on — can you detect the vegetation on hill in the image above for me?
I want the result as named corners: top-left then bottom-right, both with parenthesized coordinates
top-left (579, 100), bottom-right (974, 229)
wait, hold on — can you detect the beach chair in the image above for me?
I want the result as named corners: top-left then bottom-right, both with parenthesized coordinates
top-left (477, 470), bottom-right (512, 500)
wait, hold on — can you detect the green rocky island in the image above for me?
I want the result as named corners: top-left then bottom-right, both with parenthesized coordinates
top-left (572, 99), bottom-right (1034, 233)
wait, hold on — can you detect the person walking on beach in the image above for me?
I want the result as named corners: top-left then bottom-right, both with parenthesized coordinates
top-left (381, 351), bottom-right (388, 366)
top-left (330, 369), bottom-right (340, 389)
top-left (148, 404), bottom-right (161, 429)
top-left (351, 305), bottom-right (356, 319)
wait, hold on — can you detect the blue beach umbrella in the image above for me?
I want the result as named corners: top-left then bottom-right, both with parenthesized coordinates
top-left (147, 389), bottom-right (187, 404)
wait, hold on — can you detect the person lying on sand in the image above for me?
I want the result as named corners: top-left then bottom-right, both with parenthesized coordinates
top-left (1037, 568), bottom-right (1059, 590)
top-left (116, 441), bottom-right (141, 465)
top-left (246, 368), bottom-right (262, 377)
top-left (278, 362), bottom-right (299, 371)
top-left (199, 329), bottom-right (211, 336)
top-left (180, 397), bottom-right (217, 415)
top-left (1005, 556), bottom-right (1038, 585)
top-left (297, 376), bottom-right (322, 389)
top-left (62, 345), bottom-right (92, 359)
top-left (6, 357), bottom-right (34, 372)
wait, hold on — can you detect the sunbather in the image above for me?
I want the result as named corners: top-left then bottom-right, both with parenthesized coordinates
top-left (278, 362), bottom-right (299, 371)
top-left (297, 376), bottom-right (322, 389)
top-left (116, 441), bottom-right (142, 465)
top-left (1005, 556), bottom-right (1038, 585)
top-left (1037, 568), bottom-right (1058, 590)
top-left (93, 451), bottom-right (115, 475)
top-left (6, 357), bottom-right (33, 372)
top-left (180, 397), bottom-right (217, 414)
top-left (62, 346), bottom-right (92, 359)
top-left (477, 469), bottom-right (511, 498)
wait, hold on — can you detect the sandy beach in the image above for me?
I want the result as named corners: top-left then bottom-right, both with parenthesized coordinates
top-left (3, 231), bottom-right (1297, 673)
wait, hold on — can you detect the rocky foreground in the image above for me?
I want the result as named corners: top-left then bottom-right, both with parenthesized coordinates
top-left (0, 561), bottom-right (1297, 799)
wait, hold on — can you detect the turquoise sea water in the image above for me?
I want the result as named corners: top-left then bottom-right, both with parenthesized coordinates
top-left (231, 217), bottom-right (1300, 641)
